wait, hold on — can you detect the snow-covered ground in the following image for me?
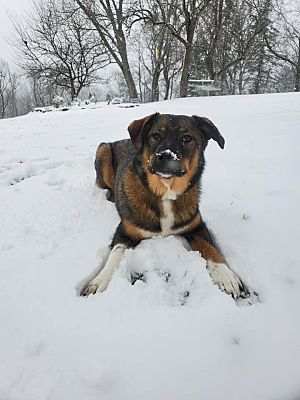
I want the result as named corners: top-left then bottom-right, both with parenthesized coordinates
top-left (0, 93), bottom-right (300, 400)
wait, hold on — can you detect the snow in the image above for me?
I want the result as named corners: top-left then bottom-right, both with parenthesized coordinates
top-left (0, 92), bottom-right (300, 400)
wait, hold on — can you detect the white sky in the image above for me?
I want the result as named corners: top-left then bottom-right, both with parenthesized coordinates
top-left (0, 0), bottom-right (31, 63)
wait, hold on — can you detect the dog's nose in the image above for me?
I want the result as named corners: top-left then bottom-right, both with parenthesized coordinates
top-left (156, 149), bottom-right (180, 161)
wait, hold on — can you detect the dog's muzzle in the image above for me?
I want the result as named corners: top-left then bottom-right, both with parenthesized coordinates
top-left (149, 150), bottom-right (186, 179)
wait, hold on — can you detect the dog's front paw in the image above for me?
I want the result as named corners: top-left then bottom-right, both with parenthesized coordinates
top-left (80, 278), bottom-right (108, 297)
top-left (80, 281), bottom-right (99, 297)
top-left (207, 261), bottom-right (244, 298)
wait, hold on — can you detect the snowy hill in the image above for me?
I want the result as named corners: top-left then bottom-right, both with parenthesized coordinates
top-left (0, 93), bottom-right (300, 400)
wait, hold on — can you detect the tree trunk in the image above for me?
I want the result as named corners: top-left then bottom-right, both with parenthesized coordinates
top-left (74, 0), bottom-right (138, 100)
top-left (137, 57), bottom-right (143, 102)
top-left (122, 59), bottom-right (138, 99)
top-left (253, 55), bottom-right (263, 94)
top-left (295, 37), bottom-right (300, 92)
top-left (151, 66), bottom-right (160, 102)
top-left (180, 43), bottom-right (193, 97)
top-left (206, 55), bottom-right (216, 80)
top-left (0, 93), bottom-right (5, 118)
top-left (163, 73), bottom-right (170, 100)
top-left (70, 80), bottom-right (76, 100)
top-left (75, 81), bottom-right (85, 99)
top-left (296, 68), bottom-right (300, 92)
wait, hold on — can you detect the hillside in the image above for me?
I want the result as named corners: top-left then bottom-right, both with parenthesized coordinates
top-left (0, 93), bottom-right (300, 400)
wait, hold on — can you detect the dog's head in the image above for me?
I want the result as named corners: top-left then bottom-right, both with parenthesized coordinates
top-left (128, 113), bottom-right (225, 179)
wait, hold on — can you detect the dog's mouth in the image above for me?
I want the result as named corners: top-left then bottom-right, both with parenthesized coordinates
top-left (148, 151), bottom-right (186, 179)
top-left (149, 163), bottom-right (186, 179)
top-left (155, 171), bottom-right (175, 179)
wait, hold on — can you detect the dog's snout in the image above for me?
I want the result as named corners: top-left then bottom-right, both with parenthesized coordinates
top-left (156, 149), bottom-right (180, 161)
top-left (151, 149), bottom-right (185, 178)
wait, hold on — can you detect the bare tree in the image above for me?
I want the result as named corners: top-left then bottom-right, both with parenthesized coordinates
top-left (131, 17), bottom-right (182, 102)
top-left (132, 35), bottom-right (152, 102)
top-left (130, 0), bottom-right (212, 97)
top-left (28, 74), bottom-right (59, 107)
top-left (9, 72), bottom-right (19, 116)
top-left (191, 0), bottom-right (272, 95)
top-left (74, 0), bottom-right (139, 99)
top-left (265, 0), bottom-right (300, 92)
top-left (11, 0), bottom-right (109, 101)
top-left (160, 35), bottom-right (183, 100)
top-left (0, 61), bottom-right (11, 118)
top-left (0, 61), bottom-right (20, 118)
top-left (140, 5), bottom-right (183, 102)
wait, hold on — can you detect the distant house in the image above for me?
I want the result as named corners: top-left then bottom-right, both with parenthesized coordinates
top-left (188, 79), bottom-right (221, 96)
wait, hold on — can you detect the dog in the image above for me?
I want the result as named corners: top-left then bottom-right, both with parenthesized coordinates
top-left (80, 113), bottom-right (246, 298)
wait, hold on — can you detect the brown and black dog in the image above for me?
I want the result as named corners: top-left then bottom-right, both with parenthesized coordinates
top-left (81, 113), bottom-right (246, 298)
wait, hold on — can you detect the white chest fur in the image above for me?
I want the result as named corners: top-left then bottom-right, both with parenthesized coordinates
top-left (160, 189), bottom-right (177, 236)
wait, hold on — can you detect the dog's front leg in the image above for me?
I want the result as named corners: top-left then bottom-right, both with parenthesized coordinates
top-left (183, 221), bottom-right (245, 298)
top-left (80, 244), bottom-right (126, 296)
top-left (81, 224), bottom-right (140, 297)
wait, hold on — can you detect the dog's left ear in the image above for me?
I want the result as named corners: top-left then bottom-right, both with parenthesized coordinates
top-left (192, 116), bottom-right (225, 149)
top-left (128, 113), bottom-right (159, 152)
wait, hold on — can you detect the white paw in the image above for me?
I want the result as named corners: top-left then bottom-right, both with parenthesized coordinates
top-left (80, 244), bottom-right (126, 297)
top-left (207, 261), bottom-right (243, 298)
top-left (81, 281), bottom-right (99, 296)
top-left (80, 276), bottom-right (110, 297)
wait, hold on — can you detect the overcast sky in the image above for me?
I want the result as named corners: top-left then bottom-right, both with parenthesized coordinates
top-left (0, 0), bottom-right (31, 63)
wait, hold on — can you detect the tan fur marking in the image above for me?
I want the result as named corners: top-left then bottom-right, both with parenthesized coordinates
top-left (142, 151), bottom-right (169, 197)
top-left (123, 219), bottom-right (146, 241)
top-left (96, 144), bottom-right (114, 187)
top-left (95, 143), bottom-right (116, 201)
top-left (171, 152), bottom-right (199, 194)
top-left (146, 173), bottom-right (171, 197)
top-left (189, 237), bottom-right (225, 264)
top-left (123, 165), bottom-right (160, 227)
top-left (180, 212), bottom-right (201, 233)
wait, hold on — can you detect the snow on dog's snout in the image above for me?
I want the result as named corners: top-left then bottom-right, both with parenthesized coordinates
top-left (156, 149), bottom-right (180, 160)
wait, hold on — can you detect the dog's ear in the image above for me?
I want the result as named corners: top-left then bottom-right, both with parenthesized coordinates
top-left (192, 116), bottom-right (225, 149)
top-left (128, 113), bottom-right (159, 151)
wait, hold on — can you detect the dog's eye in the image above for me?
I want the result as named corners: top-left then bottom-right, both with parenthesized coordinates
top-left (152, 132), bottom-right (161, 141)
top-left (182, 135), bottom-right (192, 143)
